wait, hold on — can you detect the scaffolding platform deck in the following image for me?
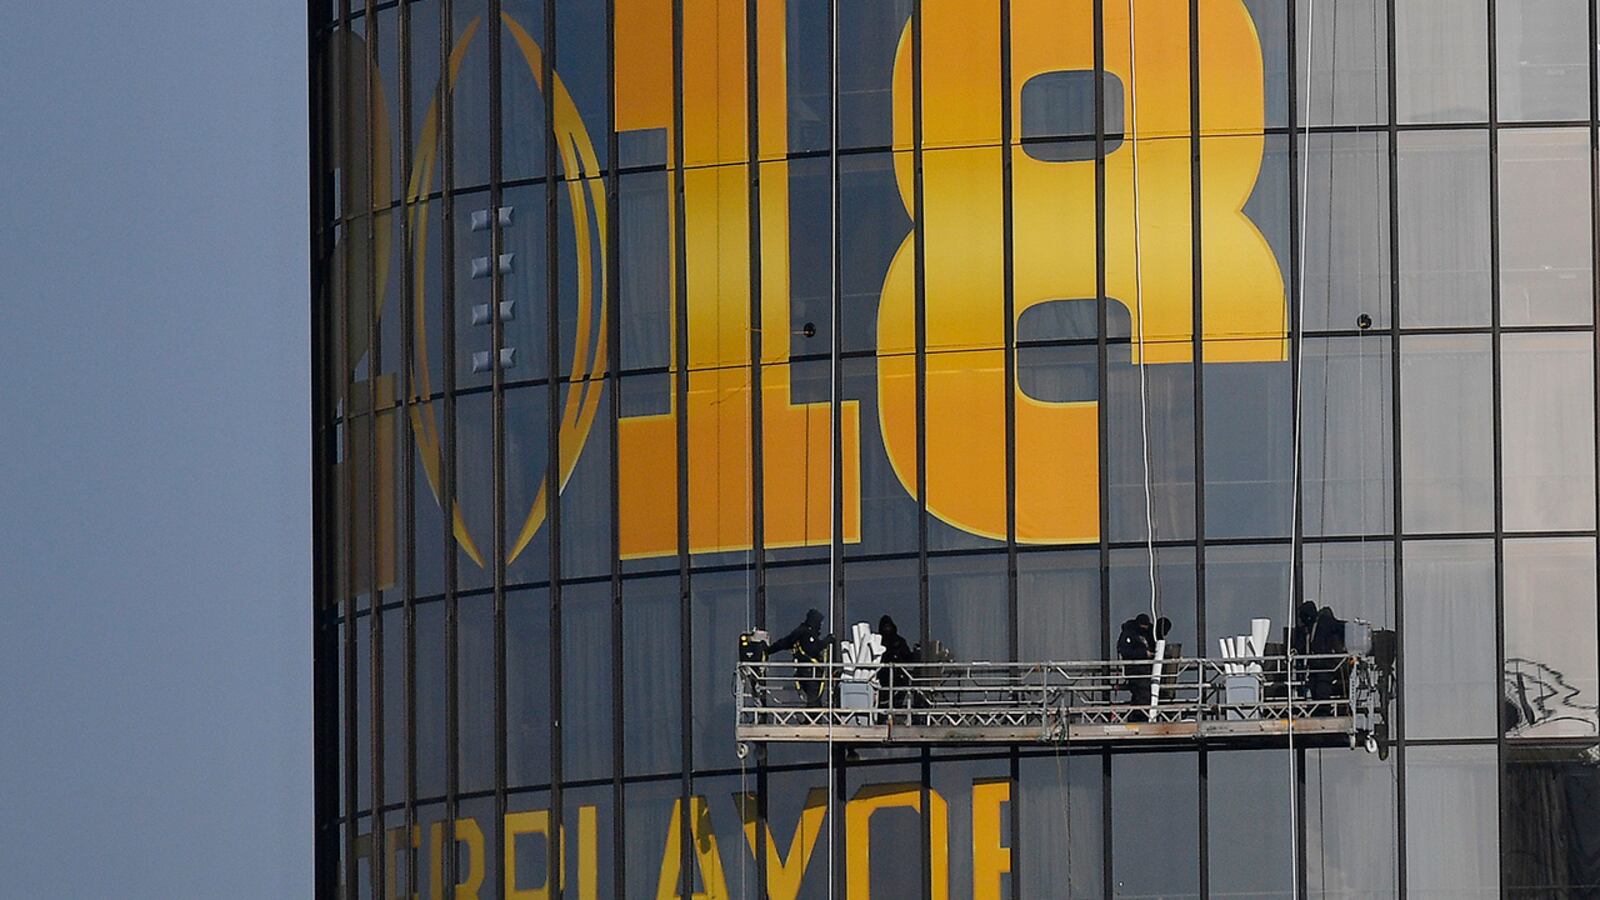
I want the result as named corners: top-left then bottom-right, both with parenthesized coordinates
top-left (735, 654), bottom-right (1389, 751)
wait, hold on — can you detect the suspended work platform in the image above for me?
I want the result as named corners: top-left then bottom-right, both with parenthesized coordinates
top-left (735, 654), bottom-right (1391, 753)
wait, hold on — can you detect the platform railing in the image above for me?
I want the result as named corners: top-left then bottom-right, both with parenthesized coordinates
top-left (734, 653), bottom-right (1385, 750)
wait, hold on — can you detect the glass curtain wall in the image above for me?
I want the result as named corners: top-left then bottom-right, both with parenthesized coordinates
top-left (311, 0), bottom-right (1600, 896)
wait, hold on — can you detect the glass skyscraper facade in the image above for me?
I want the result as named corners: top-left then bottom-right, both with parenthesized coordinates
top-left (310, 0), bottom-right (1600, 895)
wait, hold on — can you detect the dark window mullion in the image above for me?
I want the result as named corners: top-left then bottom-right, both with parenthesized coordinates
top-left (670, 0), bottom-right (694, 893)
top-left (1188, 1), bottom-right (1210, 896)
top-left (1486, 0), bottom-right (1508, 887)
top-left (909, 4), bottom-right (934, 898)
top-left (998, 2), bottom-right (1022, 898)
top-left (603, 0), bottom-right (625, 895)
top-left (336, 2), bottom-right (361, 896)
top-left (363, 5), bottom-right (387, 900)
top-left (437, 0), bottom-right (462, 890)
top-left (1384, 0), bottom-right (1408, 894)
top-left (396, 0), bottom-right (420, 883)
top-left (1093, 1), bottom-right (1114, 894)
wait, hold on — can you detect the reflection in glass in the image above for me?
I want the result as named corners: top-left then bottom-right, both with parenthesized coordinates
top-left (1397, 130), bottom-right (1492, 327)
top-left (928, 553), bottom-right (1009, 663)
top-left (1305, 750), bottom-right (1398, 897)
top-left (1300, 337), bottom-right (1393, 538)
top-left (617, 171), bottom-right (672, 373)
top-left (691, 570), bottom-right (752, 770)
top-left (415, 601), bottom-right (446, 799)
top-left (1205, 544), bottom-right (1290, 652)
top-left (498, 6), bottom-right (548, 184)
top-left (560, 583), bottom-right (611, 784)
top-left (1204, 361), bottom-right (1293, 540)
top-left (382, 606), bottom-right (406, 803)
top-left (1495, 0), bottom-right (1590, 122)
top-left (1107, 354), bottom-right (1196, 543)
top-left (1405, 745), bottom-right (1500, 897)
top-left (1501, 333), bottom-right (1596, 531)
top-left (1209, 750), bottom-right (1293, 898)
top-left (1504, 538), bottom-right (1599, 738)
top-left (456, 593), bottom-right (495, 795)
top-left (1403, 541), bottom-right (1499, 739)
top-left (1295, 0), bottom-right (1388, 127)
top-left (1019, 754), bottom-right (1103, 898)
top-left (1396, 0), bottom-right (1489, 123)
top-left (1503, 745), bottom-right (1600, 895)
top-left (1498, 129), bottom-right (1593, 326)
top-left (1016, 549), bottom-right (1100, 662)
top-left (1113, 752), bottom-right (1199, 897)
top-left (1298, 133), bottom-right (1390, 331)
top-left (1111, 547), bottom-right (1196, 659)
top-left (507, 588), bottom-right (552, 789)
top-left (622, 780), bottom-right (681, 899)
top-left (1400, 335), bottom-right (1494, 534)
top-left (1303, 541), bottom-right (1393, 630)
top-left (836, 1), bottom-right (911, 150)
top-left (622, 576), bottom-right (680, 776)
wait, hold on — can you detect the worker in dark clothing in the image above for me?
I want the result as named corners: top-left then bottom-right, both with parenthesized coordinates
top-left (769, 608), bottom-right (834, 706)
top-left (876, 615), bottom-right (914, 710)
top-left (1290, 600), bottom-right (1319, 656)
top-left (1117, 614), bottom-right (1157, 720)
top-left (1307, 605), bottom-right (1347, 711)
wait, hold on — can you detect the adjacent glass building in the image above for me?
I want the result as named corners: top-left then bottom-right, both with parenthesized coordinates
top-left (310, 0), bottom-right (1600, 895)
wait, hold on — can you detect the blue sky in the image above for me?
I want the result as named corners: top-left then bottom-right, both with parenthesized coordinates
top-left (0, 3), bottom-right (311, 895)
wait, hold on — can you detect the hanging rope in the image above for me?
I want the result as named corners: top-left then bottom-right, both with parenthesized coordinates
top-left (1287, 0), bottom-right (1322, 892)
top-left (1125, 0), bottom-right (1159, 624)
top-left (825, 2), bottom-right (840, 897)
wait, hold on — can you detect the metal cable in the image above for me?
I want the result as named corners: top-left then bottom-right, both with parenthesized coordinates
top-left (1288, 0), bottom-right (1321, 891)
top-left (1125, 0), bottom-right (1160, 623)
top-left (825, 2), bottom-right (839, 896)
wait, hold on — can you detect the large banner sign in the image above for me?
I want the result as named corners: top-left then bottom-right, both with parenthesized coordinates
top-left (337, 0), bottom-right (1284, 579)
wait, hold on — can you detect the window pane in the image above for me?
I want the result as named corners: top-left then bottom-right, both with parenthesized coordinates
top-left (1501, 332), bottom-right (1596, 531)
top-left (1397, 130), bottom-right (1492, 327)
top-left (1209, 750), bottom-right (1293, 898)
top-left (691, 570), bottom-right (752, 770)
top-left (561, 583), bottom-right (612, 783)
top-left (1504, 745), bottom-right (1600, 895)
top-left (1305, 751), bottom-right (1398, 897)
top-left (1111, 546), bottom-right (1197, 661)
top-left (1402, 540), bottom-right (1498, 739)
top-left (1016, 549), bottom-right (1100, 662)
top-left (1300, 336), bottom-right (1393, 537)
top-left (621, 575), bottom-right (680, 776)
top-left (1396, 0), bottom-right (1490, 124)
top-left (1400, 335), bottom-right (1495, 534)
top-left (1299, 132), bottom-right (1391, 331)
top-left (618, 171), bottom-right (672, 372)
top-left (1205, 544), bottom-right (1290, 658)
top-left (1019, 755), bottom-right (1103, 897)
top-left (1405, 745), bottom-right (1499, 897)
top-left (929, 553), bottom-right (1009, 662)
top-left (1303, 541), bottom-right (1394, 631)
top-left (457, 593), bottom-right (495, 794)
top-left (1107, 355), bottom-right (1195, 543)
top-left (1495, 0), bottom-right (1590, 122)
top-left (1504, 537), bottom-right (1599, 738)
top-left (1498, 129), bottom-right (1593, 326)
top-left (1114, 752), bottom-right (1199, 897)
top-left (1204, 360), bottom-right (1293, 540)
top-left (1296, 0), bottom-right (1389, 127)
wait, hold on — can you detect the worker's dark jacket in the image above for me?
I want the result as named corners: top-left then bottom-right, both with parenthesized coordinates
top-left (769, 622), bottom-right (832, 704)
top-left (769, 622), bottom-right (829, 663)
top-left (878, 631), bottom-right (914, 706)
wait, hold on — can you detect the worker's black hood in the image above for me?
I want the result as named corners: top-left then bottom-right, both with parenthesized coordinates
top-left (878, 615), bottom-right (898, 638)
